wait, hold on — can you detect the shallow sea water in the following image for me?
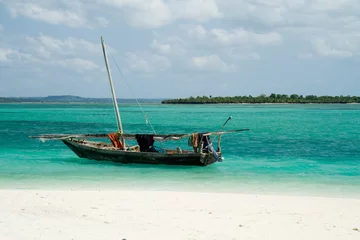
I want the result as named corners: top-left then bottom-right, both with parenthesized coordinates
top-left (0, 103), bottom-right (359, 197)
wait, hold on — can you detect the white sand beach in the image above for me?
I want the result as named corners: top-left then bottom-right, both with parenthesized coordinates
top-left (0, 190), bottom-right (359, 240)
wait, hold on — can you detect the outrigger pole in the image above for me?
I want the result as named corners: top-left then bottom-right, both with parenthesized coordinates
top-left (101, 36), bottom-right (126, 149)
top-left (30, 129), bottom-right (251, 141)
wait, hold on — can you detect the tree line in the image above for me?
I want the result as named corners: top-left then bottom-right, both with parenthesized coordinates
top-left (162, 94), bottom-right (360, 104)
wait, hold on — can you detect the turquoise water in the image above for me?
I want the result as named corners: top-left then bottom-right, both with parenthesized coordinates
top-left (0, 103), bottom-right (359, 197)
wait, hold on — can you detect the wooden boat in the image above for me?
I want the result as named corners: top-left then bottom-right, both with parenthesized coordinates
top-left (30, 37), bottom-right (250, 166)
top-left (32, 129), bottom-right (249, 166)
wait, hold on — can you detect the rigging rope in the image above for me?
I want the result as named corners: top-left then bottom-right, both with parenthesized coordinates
top-left (107, 49), bottom-right (157, 135)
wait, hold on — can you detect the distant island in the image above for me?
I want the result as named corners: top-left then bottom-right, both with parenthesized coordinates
top-left (162, 94), bottom-right (360, 104)
top-left (2, 94), bottom-right (359, 104)
top-left (0, 95), bottom-right (164, 104)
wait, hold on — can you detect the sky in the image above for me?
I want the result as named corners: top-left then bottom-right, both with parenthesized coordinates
top-left (0, 0), bottom-right (359, 98)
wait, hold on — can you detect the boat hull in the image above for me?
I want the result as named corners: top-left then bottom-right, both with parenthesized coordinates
top-left (62, 139), bottom-right (219, 166)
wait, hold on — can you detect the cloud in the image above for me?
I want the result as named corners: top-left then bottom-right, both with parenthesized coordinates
top-left (150, 35), bottom-right (186, 56)
top-left (214, 1), bottom-right (286, 26)
top-left (2, 0), bottom-right (360, 98)
top-left (105, 0), bottom-right (172, 28)
top-left (0, 46), bottom-right (100, 71)
top-left (4, 1), bottom-right (109, 28)
top-left (0, 48), bottom-right (13, 62)
top-left (215, 0), bottom-right (360, 27)
top-left (226, 49), bottom-right (261, 60)
top-left (1, 34), bottom-right (104, 72)
top-left (145, 26), bottom-right (270, 72)
top-left (170, 0), bottom-right (222, 21)
top-left (184, 24), bottom-right (207, 39)
top-left (150, 40), bottom-right (172, 55)
top-left (94, 17), bottom-right (109, 27)
top-left (25, 34), bottom-right (105, 59)
top-left (0, 1), bottom-right (271, 31)
top-left (191, 54), bottom-right (233, 72)
top-left (311, 28), bottom-right (360, 58)
top-left (285, 16), bottom-right (360, 59)
top-left (185, 25), bottom-right (282, 46)
top-left (297, 52), bottom-right (314, 60)
top-left (3, 0), bottom-right (360, 33)
top-left (102, 0), bottom-right (221, 28)
top-left (0, 48), bottom-right (39, 63)
top-left (270, 1), bottom-right (360, 59)
top-left (312, 39), bottom-right (353, 58)
top-left (56, 58), bottom-right (100, 72)
top-left (8, 3), bottom-right (88, 28)
top-left (210, 28), bottom-right (282, 46)
top-left (126, 51), bottom-right (171, 72)
top-left (309, 0), bottom-right (356, 12)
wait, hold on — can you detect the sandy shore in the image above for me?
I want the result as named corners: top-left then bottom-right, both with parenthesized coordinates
top-left (0, 190), bottom-right (359, 240)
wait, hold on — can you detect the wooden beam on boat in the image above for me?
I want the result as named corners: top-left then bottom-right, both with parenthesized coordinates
top-left (29, 133), bottom-right (190, 141)
top-left (29, 129), bottom-right (250, 141)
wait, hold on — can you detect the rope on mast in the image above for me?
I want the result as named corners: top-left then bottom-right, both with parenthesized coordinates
top-left (107, 49), bottom-right (157, 135)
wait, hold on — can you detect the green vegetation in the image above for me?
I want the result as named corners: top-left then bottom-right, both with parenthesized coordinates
top-left (162, 94), bottom-right (360, 104)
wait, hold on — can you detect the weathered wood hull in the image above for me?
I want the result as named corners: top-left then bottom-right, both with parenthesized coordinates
top-left (62, 139), bottom-right (220, 166)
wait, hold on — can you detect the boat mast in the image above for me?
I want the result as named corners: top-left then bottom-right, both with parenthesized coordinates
top-left (101, 36), bottom-right (126, 149)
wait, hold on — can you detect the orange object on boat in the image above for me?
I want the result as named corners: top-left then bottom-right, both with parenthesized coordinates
top-left (108, 133), bottom-right (123, 149)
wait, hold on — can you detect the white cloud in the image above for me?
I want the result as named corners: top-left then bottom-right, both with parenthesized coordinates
top-left (3, 0), bottom-right (360, 32)
top-left (24, 34), bottom-right (113, 59)
top-left (286, 17), bottom-right (360, 59)
top-left (4, 1), bottom-right (109, 28)
top-left (243, 52), bottom-right (261, 60)
top-left (210, 28), bottom-right (282, 46)
top-left (0, 45), bottom-right (100, 71)
top-left (8, 3), bottom-right (88, 28)
top-left (126, 51), bottom-right (171, 72)
top-left (297, 52), bottom-right (314, 60)
top-left (147, 26), bottom-right (272, 71)
top-left (2, 0), bottom-right (360, 97)
top-left (56, 58), bottom-right (100, 72)
top-left (1, 34), bottom-right (105, 72)
top-left (95, 17), bottom-right (109, 27)
top-left (120, 0), bottom-right (172, 28)
top-left (312, 39), bottom-right (353, 58)
top-left (170, 0), bottom-right (222, 21)
top-left (0, 48), bottom-right (39, 63)
top-left (184, 25), bottom-right (282, 46)
top-left (275, 1), bottom-right (360, 59)
top-left (227, 49), bottom-right (261, 60)
top-left (215, 0), bottom-right (360, 26)
top-left (184, 24), bottom-right (208, 39)
top-left (102, 0), bottom-right (221, 28)
top-left (0, 48), bottom-right (13, 62)
top-left (192, 54), bottom-right (233, 72)
top-left (150, 40), bottom-right (172, 55)
top-left (310, 0), bottom-right (355, 12)
top-left (150, 35), bottom-right (186, 56)
top-left (0, 1), bottom-right (265, 30)
top-left (213, 1), bottom-right (287, 26)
